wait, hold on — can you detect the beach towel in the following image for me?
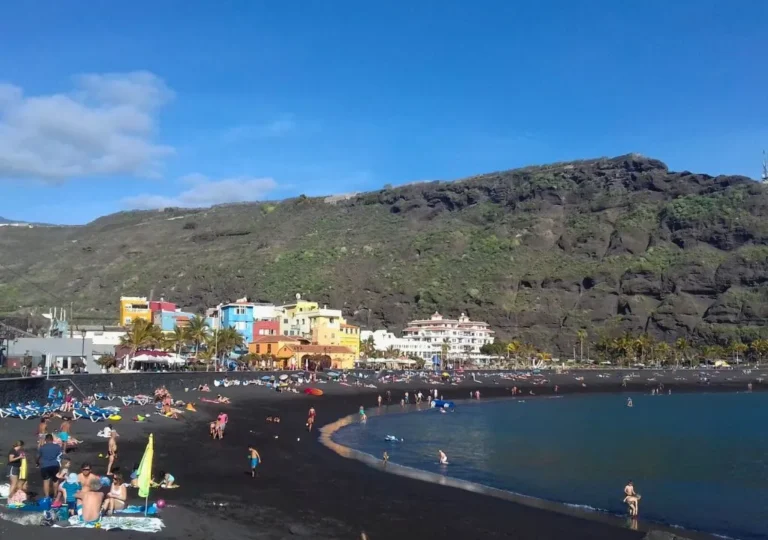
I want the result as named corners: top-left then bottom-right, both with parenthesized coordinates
top-left (61, 515), bottom-right (164, 532)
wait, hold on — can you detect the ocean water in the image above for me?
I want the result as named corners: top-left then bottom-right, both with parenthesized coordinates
top-left (332, 393), bottom-right (768, 540)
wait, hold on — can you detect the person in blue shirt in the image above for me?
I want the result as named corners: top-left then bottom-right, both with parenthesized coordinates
top-left (36, 434), bottom-right (62, 499)
top-left (56, 473), bottom-right (81, 516)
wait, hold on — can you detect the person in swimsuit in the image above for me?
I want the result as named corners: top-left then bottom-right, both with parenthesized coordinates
top-left (439, 450), bottom-right (448, 465)
top-left (37, 418), bottom-right (49, 447)
top-left (78, 476), bottom-right (104, 523)
top-left (623, 481), bottom-right (641, 516)
top-left (102, 473), bottom-right (126, 515)
top-left (107, 430), bottom-right (118, 475)
top-left (6, 440), bottom-right (25, 499)
top-left (248, 446), bottom-right (262, 478)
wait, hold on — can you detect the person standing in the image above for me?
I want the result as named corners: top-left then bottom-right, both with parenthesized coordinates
top-left (623, 481), bottom-right (641, 517)
top-left (6, 441), bottom-right (25, 499)
top-left (37, 434), bottom-right (61, 498)
top-left (248, 446), bottom-right (262, 478)
top-left (106, 430), bottom-right (118, 475)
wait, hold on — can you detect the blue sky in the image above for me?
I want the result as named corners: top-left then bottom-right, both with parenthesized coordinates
top-left (1, 1), bottom-right (766, 224)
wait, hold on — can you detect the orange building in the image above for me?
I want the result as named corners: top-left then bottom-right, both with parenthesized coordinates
top-left (276, 343), bottom-right (355, 370)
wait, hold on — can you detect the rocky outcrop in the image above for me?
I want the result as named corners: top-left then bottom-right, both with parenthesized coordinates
top-left (1, 154), bottom-right (767, 354)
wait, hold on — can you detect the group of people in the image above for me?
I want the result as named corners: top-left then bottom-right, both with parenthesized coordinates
top-left (210, 411), bottom-right (229, 439)
top-left (5, 438), bottom-right (127, 523)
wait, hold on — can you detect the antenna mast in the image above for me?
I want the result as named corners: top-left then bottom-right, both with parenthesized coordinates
top-left (763, 150), bottom-right (768, 182)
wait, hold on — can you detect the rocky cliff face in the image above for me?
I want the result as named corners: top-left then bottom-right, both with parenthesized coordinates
top-left (1, 154), bottom-right (766, 354)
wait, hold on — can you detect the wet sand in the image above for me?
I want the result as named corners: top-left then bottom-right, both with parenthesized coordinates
top-left (1, 368), bottom-right (762, 539)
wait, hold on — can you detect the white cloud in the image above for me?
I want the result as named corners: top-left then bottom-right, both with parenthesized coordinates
top-left (123, 175), bottom-right (279, 210)
top-left (0, 71), bottom-right (173, 182)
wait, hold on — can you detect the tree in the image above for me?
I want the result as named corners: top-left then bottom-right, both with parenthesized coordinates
top-left (675, 338), bottom-right (690, 368)
top-left (95, 354), bottom-right (118, 370)
top-left (655, 342), bottom-right (671, 366)
top-left (506, 340), bottom-right (521, 360)
top-left (215, 327), bottom-right (245, 365)
top-left (120, 319), bottom-right (157, 360)
top-left (186, 315), bottom-right (210, 358)
top-left (197, 347), bottom-right (215, 370)
top-left (751, 339), bottom-right (768, 364)
top-left (362, 335), bottom-right (376, 358)
top-left (576, 329), bottom-right (587, 362)
top-left (385, 345), bottom-right (401, 358)
top-left (729, 341), bottom-right (748, 364)
top-left (167, 325), bottom-right (189, 355)
top-left (441, 339), bottom-right (450, 368)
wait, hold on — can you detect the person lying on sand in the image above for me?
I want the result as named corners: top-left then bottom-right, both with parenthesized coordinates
top-left (215, 394), bottom-right (231, 404)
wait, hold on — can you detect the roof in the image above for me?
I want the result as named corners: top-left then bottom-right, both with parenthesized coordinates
top-left (340, 323), bottom-right (359, 329)
top-left (250, 335), bottom-right (305, 344)
top-left (282, 344), bottom-right (354, 354)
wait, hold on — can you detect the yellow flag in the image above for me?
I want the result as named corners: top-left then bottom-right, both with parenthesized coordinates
top-left (137, 434), bottom-right (154, 499)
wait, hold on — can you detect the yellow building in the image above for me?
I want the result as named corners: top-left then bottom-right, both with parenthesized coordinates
top-left (119, 296), bottom-right (151, 326)
top-left (340, 323), bottom-right (360, 356)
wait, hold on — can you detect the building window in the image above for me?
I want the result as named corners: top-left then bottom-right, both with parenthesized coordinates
top-left (283, 319), bottom-right (289, 324)
top-left (283, 331), bottom-right (288, 336)
top-left (267, 344), bottom-right (272, 354)
top-left (235, 307), bottom-right (246, 315)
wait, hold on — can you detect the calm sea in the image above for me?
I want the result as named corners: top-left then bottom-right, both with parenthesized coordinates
top-left (332, 392), bottom-right (768, 540)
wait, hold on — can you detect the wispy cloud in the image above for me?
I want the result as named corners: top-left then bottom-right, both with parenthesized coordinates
top-left (123, 174), bottom-right (279, 210)
top-left (0, 71), bottom-right (173, 182)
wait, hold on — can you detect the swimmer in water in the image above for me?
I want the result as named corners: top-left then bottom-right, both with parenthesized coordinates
top-left (627, 397), bottom-right (633, 408)
top-left (438, 450), bottom-right (448, 465)
top-left (359, 406), bottom-right (367, 422)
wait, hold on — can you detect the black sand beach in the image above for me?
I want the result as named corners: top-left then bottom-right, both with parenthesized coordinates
top-left (1, 369), bottom-right (762, 539)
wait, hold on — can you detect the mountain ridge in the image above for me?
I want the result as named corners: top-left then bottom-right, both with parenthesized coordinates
top-left (2, 153), bottom-right (767, 354)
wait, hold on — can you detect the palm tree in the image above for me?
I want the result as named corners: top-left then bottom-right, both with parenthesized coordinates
top-left (120, 319), bottom-right (156, 361)
top-left (655, 342), bottom-right (671, 366)
top-left (441, 338), bottom-right (450, 369)
top-left (216, 327), bottom-right (245, 365)
top-left (729, 341), bottom-right (748, 365)
top-left (362, 335), bottom-right (376, 358)
top-left (385, 345), bottom-right (401, 358)
top-left (576, 329), bottom-right (587, 362)
top-left (674, 338), bottom-right (689, 368)
top-left (167, 325), bottom-right (189, 356)
top-left (186, 315), bottom-right (210, 358)
top-left (751, 339), bottom-right (768, 365)
top-left (197, 347), bottom-right (215, 370)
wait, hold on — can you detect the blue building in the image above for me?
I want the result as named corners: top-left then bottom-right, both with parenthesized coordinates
top-left (154, 310), bottom-right (196, 332)
top-left (220, 303), bottom-right (255, 344)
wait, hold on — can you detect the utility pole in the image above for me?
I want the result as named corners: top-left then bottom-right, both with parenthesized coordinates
top-left (762, 150), bottom-right (768, 182)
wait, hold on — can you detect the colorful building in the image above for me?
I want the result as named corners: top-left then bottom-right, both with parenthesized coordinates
top-left (153, 309), bottom-right (195, 332)
top-left (275, 343), bottom-right (356, 370)
top-left (248, 335), bottom-right (305, 356)
top-left (210, 298), bottom-right (277, 344)
top-left (401, 311), bottom-right (494, 361)
top-left (119, 296), bottom-right (151, 326)
top-left (254, 319), bottom-right (279, 337)
top-left (340, 323), bottom-right (361, 356)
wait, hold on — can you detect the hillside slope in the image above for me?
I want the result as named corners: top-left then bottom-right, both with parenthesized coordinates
top-left (2, 154), bottom-right (767, 353)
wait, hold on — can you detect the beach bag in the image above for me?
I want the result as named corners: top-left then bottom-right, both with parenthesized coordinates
top-left (0, 483), bottom-right (9, 498)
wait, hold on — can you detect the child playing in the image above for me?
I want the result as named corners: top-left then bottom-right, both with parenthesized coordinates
top-left (248, 446), bottom-right (262, 478)
top-left (153, 471), bottom-right (176, 488)
top-left (56, 473), bottom-right (81, 516)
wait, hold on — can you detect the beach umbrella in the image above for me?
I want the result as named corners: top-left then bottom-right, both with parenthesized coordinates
top-left (137, 433), bottom-right (154, 515)
top-left (279, 374), bottom-right (289, 381)
top-left (260, 376), bottom-right (271, 381)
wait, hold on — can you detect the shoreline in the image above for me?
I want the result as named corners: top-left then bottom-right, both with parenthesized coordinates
top-left (319, 396), bottom-right (722, 540)
top-left (2, 370), bottom-right (764, 539)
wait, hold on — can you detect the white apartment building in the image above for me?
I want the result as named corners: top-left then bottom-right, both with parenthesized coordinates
top-left (360, 330), bottom-right (435, 358)
top-left (401, 312), bottom-right (494, 360)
